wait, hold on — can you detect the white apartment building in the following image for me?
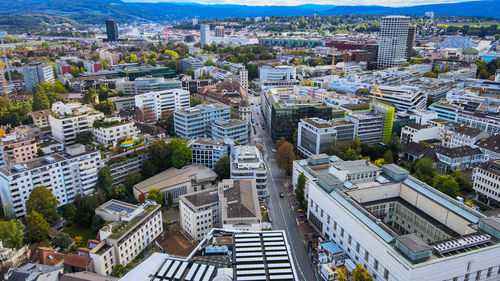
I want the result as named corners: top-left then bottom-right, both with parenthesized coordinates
top-left (400, 124), bottom-right (439, 145)
top-left (134, 89), bottom-right (190, 121)
top-left (211, 119), bottom-right (249, 145)
top-left (297, 118), bottom-right (337, 157)
top-left (49, 102), bottom-right (104, 144)
top-left (474, 160), bottom-right (500, 208)
top-left (374, 85), bottom-right (427, 111)
top-left (188, 138), bottom-right (231, 169)
top-left (23, 64), bottom-right (55, 92)
top-left (456, 111), bottom-right (500, 136)
top-left (93, 117), bottom-right (139, 146)
top-left (230, 145), bottom-right (267, 197)
top-left (179, 179), bottom-right (261, 241)
top-left (200, 24), bottom-right (210, 46)
top-left (294, 155), bottom-right (500, 281)
top-left (93, 200), bottom-right (162, 270)
top-left (450, 125), bottom-right (489, 148)
top-left (475, 135), bottom-right (500, 161)
top-left (174, 103), bottom-right (231, 139)
top-left (134, 78), bottom-right (182, 95)
top-left (0, 144), bottom-right (101, 218)
top-left (377, 16), bottom-right (410, 68)
top-left (258, 65), bottom-right (297, 89)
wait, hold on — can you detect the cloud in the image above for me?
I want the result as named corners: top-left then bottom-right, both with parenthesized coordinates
top-left (123, 0), bottom-right (478, 7)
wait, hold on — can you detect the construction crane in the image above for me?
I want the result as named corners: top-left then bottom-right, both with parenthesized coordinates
top-left (330, 47), bottom-right (351, 75)
top-left (372, 82), bottom-right (384, 104)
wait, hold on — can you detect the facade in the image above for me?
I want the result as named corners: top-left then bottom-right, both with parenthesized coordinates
top-left (0, 144), bottom-right (101, 217)
top-left (373, 85), bottom-right (427, 112)
top-left (294, 155), bottom-right (500, 281)
top-left (211, 119), bottom-right (249, 145)
top-left (258, 38), bottom-right (323, 48)
top-left (182, 57), bottom-right (204, 72)
top-left (474, 160), bottom-right (500, 208)
top-left (23, 64), bottom-right (55, 93)
top-left (332, 120), bottom-right (356, 142)
top-left (107, 151), bottom-right (150, 186)
top-left (346, 111), bottom-right (384, 144)
top-left (406, 25), bottom-right (416, 59)
top-left (188, 138), bottom-right (231, 169)
top-left (174, 103), bottom-right (231, 139)
top-left (400, 124), bottom-right (439, 145)
top-left (434, 146), bottom-right (485, 173)
top-left (180, 179), bottom-right (261, 241)
top-left (29, 110), bottom-right (51, 128)
top-left (93, 117), bottom-right (139, 146)
top-left (230, 145), bottom-right (267, 197)
top-left (0, 128), bottom-right (37, 167)
top-left (49, 102), bottom-right (104, 145)
top-left (109, 96), bottom-right (135, 111)
top-left (258, 65), bottom-right (296, 89)
top-left (450, 125), bottom-right (489, 148)
top-left (377, 16), bottom-right (410, 68)
top-left (96, 200), bottom-right (162, 266)
top-left (214, 25), bottom-right (225, 37)
top-left (134, 78), bottom-right (182, 95)
top-left (456, 111), bottom-right (500, 136)
top-left (133, 163), bottom-right (217, 204)
top-left (105, 19), bottom-right (119, 41)
top-left (297, 118), bottom-right (337, 157)
top-left (134, 89), bottom-right (190, 121)
top-left (428, 101), bottom-right (459, 122)
top-left (200, 24), bottom-right (210, 46)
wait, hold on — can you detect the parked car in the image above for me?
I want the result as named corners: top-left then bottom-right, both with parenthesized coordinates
top-left (298, 209), bottom-right (305, 217)
top-left (271, 148), bottom-right (277, 152)
top-left (280, 192), bottom-right (284, 198)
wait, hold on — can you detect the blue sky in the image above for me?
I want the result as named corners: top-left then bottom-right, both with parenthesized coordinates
top-left (123, 0), bottom-right (478, 7)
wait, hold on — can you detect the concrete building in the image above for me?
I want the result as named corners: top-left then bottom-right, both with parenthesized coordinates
top-left (200, 24), bottom-right (210, 46)
top-left (258, 65), bottom-right (297, 89)
top-left (94, 200), bottom-right (162, 270)
top-left (29, 110), bottom-right (51, 128)
top-left (332, 120), bottom-right (356, 142)
top-left (428, 101), bottom-right (459, 122)
top-left (7, 264), bottom-right (63, 281)
top-left (179, 179), bottom-right (261, 241)
top-left (107, 151), bottom-right (150, 186)
top-left (188, 138), bottom-right (231, 169)
top-left (406, 25), bottom-right (416, 59)
top-left (0, 127), bottom-right (37, 167)
top-left (105, 19), bottom-right (119, 41)
top-left (400, 124), bottom-right (439, 145)
top-left (450, 125), bottom-right (489, 148)
top-left (230, 145), bottom-right (267, 197)
top-left (174, 103), bottom-right (231, 139)
top-left (346, 111), bottom-right (384, 144)
top-left (474, 160), bottom-right (500, 208)
top-left (134, 89), bottom-right (190, 121)
top-left (0, 144), bottom-right (101, 217)
top-left (211, 119), bottom-right (248, 145)
top-left (294, 155), bottom-right (500, 281)
top-left (475, 135), bottom-right (500, 161)
top-left (456, 111), bottom-right (500, 136)
top-left (134, 77), bottom-right (182, 95)
top-left (434, 145), bottom-right (485, 173)
top-left (297, 118), bottom-right (337, 157)
top-left (372, 85), bottom-right (427, 112)
top-left (93, 117), bottom-right (139, 146)
top-left (182, 57), bottom-right (204, 73)
top-left (377, 16), bottom-right (410, 68)
top-left (214, 25), bottom-right (225, 37)
top-left (133, 163), bottom-right (217, 204)
top-left (109, 96), bottom-right (135, 111)
top-left (49, 102), bottom-right (104, 145)
top-left (23, 64), bottom-right (55, 93)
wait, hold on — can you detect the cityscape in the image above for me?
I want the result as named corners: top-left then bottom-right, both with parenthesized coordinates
top-left (1, 1), bottom-right (500, 281)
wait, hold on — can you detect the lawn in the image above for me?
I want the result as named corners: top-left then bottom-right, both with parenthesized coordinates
top-left (64, 224), bottom-right (98, 245)
top-left (437, 22), bottom-right (500, 29)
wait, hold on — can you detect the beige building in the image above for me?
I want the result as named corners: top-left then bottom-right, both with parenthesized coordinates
top-left (30, 110), bottom-right (51, 128)
top-left (179, 179), bottom-right (262, 241)
top-left (133, 163), bottom-right (217, 204)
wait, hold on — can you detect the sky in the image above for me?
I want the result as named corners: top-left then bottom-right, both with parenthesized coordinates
top-left (123, 0), bottom-right (477, 7)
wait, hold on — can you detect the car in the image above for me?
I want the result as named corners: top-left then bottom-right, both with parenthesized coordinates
top-left (298, 209), bottom-right (305, 217)
top-left (271, 149), bottom-right (277, 152)
top-left (279, 192), bottom-right (284, 198)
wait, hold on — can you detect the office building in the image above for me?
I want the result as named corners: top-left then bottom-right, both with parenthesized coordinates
top-left (259, 38), bottom-right (323, 48)
top-left (0, 144), bottom-right (101, 217)
top-left (92, 117), bottom-right (140, 146)
top-left (181, 57), bottom-right (204, 73)
top-left (450, 125), bottom-right (489, 148)
top-left (200, 24), bottom-right (210, 46)
top-left (258, 65), bottom-right (297, 89)
top-left (372, 103), bottom-right (395, 144)
top-left (174, 103), bottom-right (231, 139)
top-left (230, 145), bottom-right (267, 197)
top-left (188, 138), bottom-right (231, 169)
top-left (443, 36), bottom-right (471, 49)
top-left (400, 124), bottom-right (439, 145)
top-left (109, 96), bottom-right (135, 111)
top-left (134, 77), bottom-right (182, 95)
top-left (293, 154), bottom-right (500, 281)
top-left (119, 229), bottom-right (297, 281)
top-left (377, 16), bottom-right (410, 68)
top-left (371, 85), bottom-right (427, 112)
top-left (474, 160), bottom-right (500, 208)
top-left (179, 179), bottom-right (262, 241)
top-left (117, 67), bottom-right (175, 81)
top-left (406, 25), bottom-right (416, 58)
top-left (214, 25), bottom-right (225, 37)
top-left (211, 119), bottom-right (249, 145)
top-left (83, 61), bottom-right (103, 73)
top-left (93, 200), bottom-right (162, 271)
top-left (134, 89), bottom-right (190, 121)
top-left (23, 64), bottom-right (55, 93)
top-left (105, 19), bottom-right (119, 41)
top-left (49, 102), bottom-right (104, 144)
top-left (346, 111), bottom-right (384, 144)
top-left (456, 111), bottom-right (500, 136)
top-left (428, 101), bottom-right (459, 121)
top-left (108, 151), bottom-right (150, 186)
top-left (297, 118), bottom-right (337, 157)
top-left (133, 163), bottom-right (217, 204)
top-left (475, 135), bottom-right (500, 161)
top-left (332, 120), bottom-right (356, 142)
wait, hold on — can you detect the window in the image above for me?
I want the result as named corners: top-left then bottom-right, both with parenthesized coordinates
top-left (464, 273), bottom-right (470, 281)
top-left (348, 235), bottom-right (352, 245)
top-left (364, 250), bottom-right (369, 261)
top-left (475, 271), bottom-right (481, 280)
top-left (340, 228), bottom-right (344, 238)
top-left (356, 242), bottom-right (360, 253)
top-left (384, 269), bottom-right (389, 280)
top-left (487, 267), bottom-right (492, 277)
top-left (374, 259), bottom-right (379, 271)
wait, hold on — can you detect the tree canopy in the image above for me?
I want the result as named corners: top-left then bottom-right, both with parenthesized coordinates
top-left (147, 189), bottom-right (164, 205)
top-left (25, 211), bottom-right (51, 242)
top-left (214, 155), bottom-right (230, 179)
top-left (0, 219), bottom-right (24, 248)
top-left (26, 185), bottom-right (59, 223)
top-left (277, 141), bottom-right (295, 176)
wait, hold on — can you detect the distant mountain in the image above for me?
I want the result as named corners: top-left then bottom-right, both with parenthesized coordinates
top-left (0, 0), bottom-right (498, 28)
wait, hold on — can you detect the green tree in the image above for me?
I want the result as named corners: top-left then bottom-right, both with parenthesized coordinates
top-left (190, 97), bottom-right (203, 107)
top-left (296, 173), bottom-right (306, 209)
top-left (277, 141), bottom-right (296, 176)
top-left (91, 214), bottom-right (105, 232)
top-left (26, 186), bottom-right (59, 223)
top-left (423, 71), bottom-right (438, 78)
top-left (75, 131), bottom-right (93, 145)
top-left (25, 211), bottom-right (51, 242)
top-left (147, 189), bottom-right (164, 205)
top-left (204, 59), bottom-right (215, 66)
top-left (32, 85), bottom-right (50, 110)
top-left (185, 69), bottom-right (194, 78)
top-left (0, 219), bottom-right (24, 248)
top-left (383, 150), bottom-right (394, 164)
top-left (351, 264), bottom-right (373, 281)
top-left (73, 194), bottom-right (98, 227)
top-left (83, 88), bottom-right (98, 104)
top-left (453, 170), bottom-right (473, 193)
top-left (51, 232), bottom-right (73, 249)
top-left (413, 158), bottom-right (436, 185)
top-left (167, 139), bottom-right (192, 169)
top-left (214, 155), bottom-right (230, 179)
top-left (61, 203), bottom-right (77, 224)
top-left (94, 101), bottom-right (115, 115)
top-left (141, 160), bottom-right (157, 179)
top-left (163, 50), bottom-right (179, 60)
top-left (124, 172), bottom-right (143, 189)
top-left (167, 192), bottom-right (173, 208)
top-left (97, 167), bottom-right (113, 191)
top-left (433, 175), bottom-right (460, 198)
top-left (150, 140), bottom-right (171, 171)
top-left (111, 264), bottom-right (127, 278)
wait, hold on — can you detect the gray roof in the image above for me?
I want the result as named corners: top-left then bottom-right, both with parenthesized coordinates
top-left (332, 160), bottom-right (381, 174)
top-left (318, 174), bottom-right (343, 186)
top-left (397, 234), bottom-right (432, 253)
top-left (480, 217), bottom-right (500, 231)
top-left (8, 264), bottom-right (62, 281)
top-left (383, 164), bottom-right (410, 175)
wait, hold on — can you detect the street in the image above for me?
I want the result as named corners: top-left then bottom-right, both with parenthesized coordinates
top-left (249, 95), bottom-right (316, 281)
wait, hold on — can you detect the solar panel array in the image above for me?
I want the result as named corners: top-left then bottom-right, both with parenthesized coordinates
top-left (433, 234), bottom-right (491, 254)
top-left (106, 203), bottom-right (135, 214)
top-left (152, 258), bottom-right (216, 281)
top-left (233, 232), bottom-right (295, 281)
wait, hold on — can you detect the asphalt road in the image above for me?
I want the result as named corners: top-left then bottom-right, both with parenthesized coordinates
top-left (250, 98), bottom-right (316, 281)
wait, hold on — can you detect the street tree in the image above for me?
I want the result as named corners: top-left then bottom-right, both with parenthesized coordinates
top-left (25, 211), bottom-right (51, 242)
top-left (296, 173), bottom-right (306, 209)
top-left (26, 185), bottom-right (59, 223)
top-left (277, 141), bottom-right (295, 176)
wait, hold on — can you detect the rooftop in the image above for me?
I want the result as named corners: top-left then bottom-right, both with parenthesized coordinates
top-left (182, 188), bottom-right (219, 208)
top-left (223, 179), bottom-right (260, 219)
top-left (301, 118), bottom-right (334, 129)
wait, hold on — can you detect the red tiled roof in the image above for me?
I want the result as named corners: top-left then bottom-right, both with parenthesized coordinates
top-left (63, 254), bottom-right (92, 269)
top-left (30, 247), bottom-right (66, 266)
